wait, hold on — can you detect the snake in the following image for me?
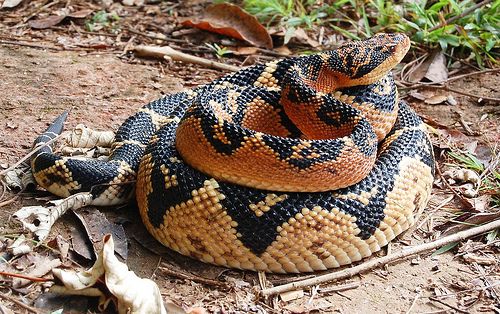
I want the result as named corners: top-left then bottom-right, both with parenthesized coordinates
top-left (31, 33), bottom-right (435, 273)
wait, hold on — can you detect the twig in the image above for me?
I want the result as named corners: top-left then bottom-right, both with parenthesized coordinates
top-left (0, 39), bottom-right (61, 51)
top-left (0, 271), bottom-right (51, 282)
top-left (443, 68), bottom-right (500, 84)
top-left (435, 164), bottom-right (474, 210)
top-left (126, 27), bottom-right (187, 44)
top-left (428, 296), bottom-right (468, 313)
top-left (133, 45), bottom-right (239, 72)
top-left (0, 195), bottom-right (19, 208)
top-left (317, 281), bottom-right (360, 294)
top-left (428, 0), bottom-right (493, 32)
top-left (158, 265), bottom-right (230, 289)
top-left (260, 219), bottom-right (500, 297)
top-left (22, 0), bottom-right (57, 23)
top-left (399, 83), bottom-right (500, 102)
top-left (0, 292), bottom-right (42, 314)
top-left (0, 133), bottom-right (63, 177)
top-left (406, 288), bottom-right (422, 314)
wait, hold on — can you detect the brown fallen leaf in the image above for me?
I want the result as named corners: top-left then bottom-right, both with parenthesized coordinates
top-left (72, 207), bottom-right (128, 260)
top-left (68, 9), bottom-right (93, 19)
top-left (231, 46), bottom-right (259, 55)
top-left (440, 211), bottom-right (500, 236)
top-left (424, 94), bottom-right (448, 105)
top-left (28, 15), bottom-right (67, 29)
top-left (408, 51), bottom-right (448, 83)
top-left (181, 3), bottom-right (272, 49)
top-left (290, 27), bottom-right (320, 47)
top-left (425, 51), bottom-right (448, 82)
top-left (28, 9), bottom-right (93, 29)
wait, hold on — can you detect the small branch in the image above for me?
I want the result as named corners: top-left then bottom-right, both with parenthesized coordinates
top-left (428, 0), bottom-right (493, 32)
top-left (133, 45), bottom-right (239, 72)
top-left (0, 39), bottom-right (61, 51)
top-left (126, 27), bottom-right (187, 44)
top-left (428, 296), bottom-right (468, 313)
top-left (435, 164), bottom-right (474, 211)
top-left (260, 219), bottom-right (500, 297)
top-left (0, 271), bottom-right (51, 282)
top-left (0, 292), bottom-right (42, 314)
top-left (443, 68), bottom-right (500, 84)
top-left (158, 264), bottom-right (230, 289)
top-left (0, 133), bottom-right (63, 177)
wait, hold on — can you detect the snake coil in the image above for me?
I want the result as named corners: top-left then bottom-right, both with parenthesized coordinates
top-left (32, 33), bottom-right (434, 273)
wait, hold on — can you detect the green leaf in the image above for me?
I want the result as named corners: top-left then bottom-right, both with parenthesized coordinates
top-left (283, 26), bottom-right (295, 45)
top-left (432, 242), bottom-right (459, 257)
top-left (486, 229), bottom-right (499, 243)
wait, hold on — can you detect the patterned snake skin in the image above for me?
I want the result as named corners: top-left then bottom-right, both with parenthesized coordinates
top-left (32, 33), bottom-right (435, 273)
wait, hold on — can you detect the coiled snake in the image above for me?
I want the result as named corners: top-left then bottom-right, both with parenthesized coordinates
top-left (32, 33), bottom-right (435, 273)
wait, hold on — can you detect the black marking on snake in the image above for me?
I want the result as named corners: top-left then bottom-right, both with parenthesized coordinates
top-left (316, 96), bottom-right (360, 128)
top-left (138, 102), bottom-right (433, 256)
top-left (339, 73), bottom-right (397, 112)
top-left (115, 111), bottom-right (156, 145)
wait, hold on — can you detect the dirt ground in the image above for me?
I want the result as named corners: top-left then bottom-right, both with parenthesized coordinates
top-left (0, 43), bottom-right (498, 313)
top-left (0, 1), bottom-right (499, 313)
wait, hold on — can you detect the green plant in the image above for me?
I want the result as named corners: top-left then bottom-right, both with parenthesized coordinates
top-left (402, 0), bottom-right (499, 67)
top-left (447, 151), bottom-right (484, 172)
top-left (235, 0), bottom-right (498, 67)
top-left (85, 10), bottom-right (120, 32)
top-left (242, 0), bottom-right (328, 43)
top-left (447, 150), bottom-right (500, 208)
top-left (205, 43), bottom-right (231, 58)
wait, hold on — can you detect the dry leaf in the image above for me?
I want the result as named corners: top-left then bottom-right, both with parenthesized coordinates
top-left (441, 211), bottom-right (500, 236)
top-left (181, 3), bottom-right (272, 49)
top-left (424, 94), bottom-right (448, 105)
top-left (280, 289), bottom-right (304, 302)
top-left (291, 27), bottom-right (320, 47)
top-left (231, 46), bottom-right (259, 55)
top-left (408, 51), bottom-right (448, 83)
top-left (28, 9), bottom-right (93, 29)
top-left (29, 15), bottom-right (67, 29)
top-left (51, 234), bottom-right (166, 314)
top-left (72, 207), bottom-right (128, 260)
top-left (1, 0), bottom-right (23, 8)
top-left (425, 51), bottom-right (448, 83)
top-left (274, 46), bottom-right (292, 56)
top-left (68, 9), bottom-right (93, 19)
top-left (122, 0), bottom-right (144, 5)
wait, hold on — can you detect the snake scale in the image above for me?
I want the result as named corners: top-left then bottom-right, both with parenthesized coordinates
top-left (32, 33), bottom-right (435, 273)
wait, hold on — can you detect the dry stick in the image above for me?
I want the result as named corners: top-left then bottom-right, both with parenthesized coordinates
top-left (399, 81), bottom-right (500, 102)
top-left (126, 27), bottom-right (187, 44)
top-left (0, 39), bottom-right (62, 51)
top-left (0, 133), bottom-right (63, 177)
top-left (260, 219), bottom-right (500, 297)
top-left (428, 296), bottom-right (468, 314)
top-left (443, 67), bottom-right (500, 84)
top-left (133, 45), bottom-right (239, 72)
top-left (429, 85), bottom-right (500, 102)
top-left (428, 0), bottom-right (493, 32)
top-left (0, 195), bottom-right (19, 208)
top-left (0, 271), bottom-right (51, 282)
top-left (158, 265), bottom-right (230, 289)
top-left (0, 292), bottom-right (42, 314)
top-left (435, 164), bottom-right (473, 211)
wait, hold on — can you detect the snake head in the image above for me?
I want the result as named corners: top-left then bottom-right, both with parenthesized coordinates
top-left (296, 33), bottom-right (410, 93)
top-left (334, 33), bottom-right (410, 85)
